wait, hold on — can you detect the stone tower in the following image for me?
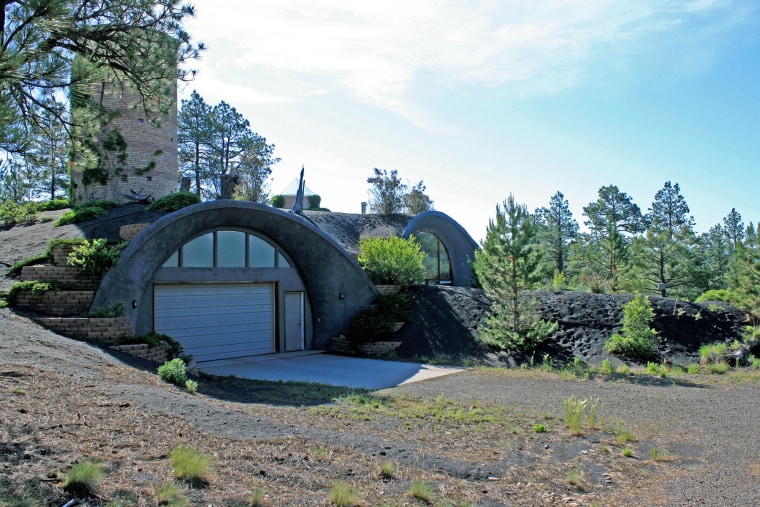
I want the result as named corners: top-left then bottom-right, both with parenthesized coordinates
top-left (69, 75), bottom-right (178, 204)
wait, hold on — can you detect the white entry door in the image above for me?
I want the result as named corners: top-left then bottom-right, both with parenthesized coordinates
top-left (284, 291), bottom-right (304, 352)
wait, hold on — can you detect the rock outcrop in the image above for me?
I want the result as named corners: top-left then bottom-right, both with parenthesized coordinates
top-left (393, 286), bottom-right (750, 366)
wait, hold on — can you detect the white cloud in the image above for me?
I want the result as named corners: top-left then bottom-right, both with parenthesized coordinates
top-left (185, 0), bottom-right (756, 117)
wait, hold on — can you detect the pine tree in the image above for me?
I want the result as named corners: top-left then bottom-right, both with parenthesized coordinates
top-left (536, 191), bottom-right (579, 278)
top-left (475, 195), bottom-right (557, 352)
top-left (627, 182), bottom-right (698, 298)
top-left (728, 223), bottom-right (760, 323)
top-left (582, 185), bottom-right (643, 292)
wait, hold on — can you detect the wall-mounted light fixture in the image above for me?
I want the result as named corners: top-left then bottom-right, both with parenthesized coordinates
top-left (339, 293), bottom-right (345, 300)
top-left (132, 300), bottom-right (138, 309)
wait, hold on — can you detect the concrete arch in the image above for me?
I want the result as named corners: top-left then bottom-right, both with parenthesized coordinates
top-left (403, 211), bottom-right (479, 287)
top-left (93, 200), bottom-right (378, 348)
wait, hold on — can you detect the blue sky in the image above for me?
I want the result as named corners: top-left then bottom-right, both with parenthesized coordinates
top-left (181, 1), bottom-right (760, 241)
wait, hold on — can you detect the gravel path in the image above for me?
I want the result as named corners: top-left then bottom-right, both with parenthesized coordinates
top-left (391, 372), bottom-right (760, 506)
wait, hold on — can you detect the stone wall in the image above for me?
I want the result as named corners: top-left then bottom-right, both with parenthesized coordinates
top-left (20, 266), bottom-right (101, 287)
top-left (13, 290), bottom-right (95, 316)
top-left (110, 343), bottom-right (169, 363)
top-left (35, 317), bottom-right (133, 343)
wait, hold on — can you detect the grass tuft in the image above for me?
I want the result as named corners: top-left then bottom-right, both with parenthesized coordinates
top-left (328, 481), bottom-right (362, 507)
top-left (169, 446), bottom-right (211, 483)
top-left (62, 459), bottom-right (105, 497)
top-left (409, 479), bottom-right (434, 502)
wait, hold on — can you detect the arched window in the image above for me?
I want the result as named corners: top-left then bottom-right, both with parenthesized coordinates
top-left (162, 230), bottom-right (291, 268)
top-left (413, 231), bottom-right (452, 285)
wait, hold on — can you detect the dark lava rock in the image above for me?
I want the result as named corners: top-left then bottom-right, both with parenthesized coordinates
top-left (393, 286), bottom-right (749, 367)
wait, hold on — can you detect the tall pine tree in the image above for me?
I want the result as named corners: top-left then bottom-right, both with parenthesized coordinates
top-left (475, 195), bottom-right (557, 352)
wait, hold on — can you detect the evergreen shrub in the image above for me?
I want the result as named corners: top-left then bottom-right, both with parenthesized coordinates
top-left (604, 293), bottom-right (658, 360)
top-left (146, 191), bottom-right (200, 212)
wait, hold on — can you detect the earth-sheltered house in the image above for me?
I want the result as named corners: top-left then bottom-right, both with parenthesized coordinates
top-left (92, 201), bottom-right (478, 364)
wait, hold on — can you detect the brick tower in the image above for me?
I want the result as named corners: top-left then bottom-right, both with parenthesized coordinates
top-left (69, 75), bottom-right (178, 204)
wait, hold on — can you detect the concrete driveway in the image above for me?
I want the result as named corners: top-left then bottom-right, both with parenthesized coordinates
top-left (197, 351), bottom-right (464, 390)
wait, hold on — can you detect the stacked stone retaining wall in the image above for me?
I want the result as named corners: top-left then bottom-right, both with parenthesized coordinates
top-left (20, 266), bottom-right (101, 287)
top-left (110, 343), bottom-right (169, 363)
top-left (13, 290), bottom-right (95, 316)
top-left (35, 317), bottom-right (133, 343)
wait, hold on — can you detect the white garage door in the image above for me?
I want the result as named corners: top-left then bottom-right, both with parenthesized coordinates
top-left (154, 283), bottom-right (274, 362)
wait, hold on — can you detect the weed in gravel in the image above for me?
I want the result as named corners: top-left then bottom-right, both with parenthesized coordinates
top-left (649, 447), bottom-right (666, 461)
top-left (687, 364), bottom-right (701, 374)
top-left (185, 379), bottom-right (198, 393)
top-left (62, 459), bottom-right (105, 497)
top-left (410, 479), bottom-right (434, 502)
top-left (532, 423), bottom-right (547, 433)
top-left (562, 396), bottom-right (599, 435)
top-left (329, 481), bottom-right (363, 507)
top-left (380, 460), bottom-right (397, 480)
top-left (170, 446), bottom-right (211, 484)
top-left (566, 467), bottom-right (583, 489)
top-left (310, 442), bottom-right (330, 459)
top-left (11, 387), bottom-right (25, 395)
top-left (708, 362), bottom-right (729, 374)
top-left (0, 481), bottom-right (44, 507)
top-left (249, 488), bottom-right (267, 506)
top-left (156, 482), bottom-right (188, 506)
top-left (622, 446), bottom-right (634, 458)
top-left (612, 427), bottom-right (637, 445)
top-left (598, 359), bottom-right (614, 375)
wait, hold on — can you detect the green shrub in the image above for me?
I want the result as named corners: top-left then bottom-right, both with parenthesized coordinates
top-left (66, 238), bottom-right (126, 276)
top-left (342, 293), bottom-right (409, 344)
top-left (532, 423), bottom-right (547, 433)
top-left (687, 364), bottom-right (701, 374)
top-left (4, 280), bottom-right (60, 304)
top-left (35, 199), bottom-right (70, 211)
top-left (146, 191), bottom-right (200, 212)
top-left (695, 289), bottom-right (735, 303)
top-left (54, 200), bottom-right (118, 226)
top-left (158, 358), bottom-right (188, 386)
top-left (358, 236), bottom-right (426, 286)
top-left (604, 293), bottom-right (658, 361)
top-left (62, 459), bottom-right (105, 497)
top-left (0, 201), bottom-right (37, 227)
top-left (270, 194), bottom-right (285, 208)
top-left (5, 253), bottom-right (49, 277)
top-left (84, 301), bottom-right (126, 318)
top-left (169, 446), bottom-right (211, 483)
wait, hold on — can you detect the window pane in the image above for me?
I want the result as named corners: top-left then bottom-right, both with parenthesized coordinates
top-left (278, 252), bottom-right (291, 268)
top-left (217, 231), bottom-right (246, 267)
top-left (182, 233), bottom-right (214, 267)
top-left (249, 235), bottom-right (275, 267)
top-left (439, 243), bottom-right (452, 281)
top-left (162, 250), bottom-right (179, 268)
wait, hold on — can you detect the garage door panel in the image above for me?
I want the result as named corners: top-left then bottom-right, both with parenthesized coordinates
top-left (154, 283), bottom-right (274, 362)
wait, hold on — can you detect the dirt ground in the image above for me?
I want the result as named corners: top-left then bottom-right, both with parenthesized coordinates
top-left (2, 209), bottom-right (759, 506)
top-left (2, 307), bottom-right (760, 506)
